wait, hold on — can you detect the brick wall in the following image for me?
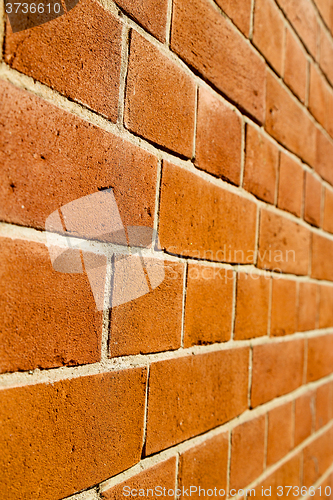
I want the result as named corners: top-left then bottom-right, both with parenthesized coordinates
top-left (1, 0), bottom-right (333, 498)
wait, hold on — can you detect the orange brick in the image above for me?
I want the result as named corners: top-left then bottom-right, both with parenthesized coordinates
top-left (251, 339), bottom-right (304, 406)
top-left (312, 233), bottom-right (333, 281)
top-left (243, 125), bottom-right (279, 204)
top-left (294, 392), bottom-right (314, 446)
top-left (267, 402), bottom-right (293, 466)
top-left (0, 238), bottom-right (102, 374)
top-left (271, 278), bottom-right (297, 337)
top-left (5, 0), bottom-right (122, 121)
top-left (323, 187), bottom-right (333, 233)
top-left (319, 285), bottom-right (333, 329)
top-left (304, 172), bottom-right (322, 227)
top-left (253, 0), bottom-right (284, 75)
top-left (328, 90), bottom-right (333, 139)
top-left (184, 265), bottom-right (234, 347)
top-left (254, 455), bottom-right (302, 499)
top-left (313, 472), bottom-right (333, 500)
top-left (314, 0), bottom-right (333, 32)
top-left (215, 0), bottom-right (252, 36)
top-left (316, 383), bottom-right (332, 430)
top-left (125, 31), bottom-right (196, 158)
top-left (234, 273), bottom-right (270, 340)
top-left (0, 80), bottom-right (158, 232)
top-left (109, 262), bottom-right (184, 357)
top-left (101, 458), bottom-right (177, 499)
top-left (284, 27), bottom-right (308, 103)
top-left (307, 334), bottom-right (333, 382)
top-left (276, 0), bottom-right (317, 56)
top-left (195, 87), bottom-right (242, 185)
top-left (171, 0), bottom-right (266, 122)
top-left (298, 282), bottom-right (318, 332)
top-left (159, 162), bottom-right (257, 263)
top-left (179, 433), bottom-right (229, 500)
top-left (145, 348), bottom-right (249, 454)
top-left (316, 128), bottom-right (333, 186)
top-left (114, 0), bottom-right (168, 41)
top-left (266, 72), bottom-right (316, 168)
top-left (277, 153), bottom-right (304, 217)
top-left (309, 64), bottom-right (329, 130)
top-left (258, 209), bottom-right (311, 275)
top-left (303, 427), bottom-right (333, 487)
top-left (320, 28), bottom-right (333, 86)
top-left (230, 417), bottom-right (265, 491)
top-left (0, 369), bottom-right (147, 500)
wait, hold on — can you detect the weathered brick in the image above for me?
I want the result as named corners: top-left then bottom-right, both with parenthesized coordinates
top-left (0, 369), bottom-right (147, 500)
top-left (109, 262), bottom-right (184, 357)
top-left (253, 0), bottom-right (284, 75)
top-left (0, 80), bottom-right (158, 231)
top-left (101, 458), bottom-right (177, 499)
top-left (303, 428), bottom-right (333, 487)
top-left (309, 64), bottom-right (329, 130)
top-left (266, 72), bottom-right (316, 167)
top-left (304, 172), bottom-right (322, 227)
top-left (316, 129), bottom-right (333, 186)
top-left (179, 433), bottom-right (229, 500)
top-left (0, 238), bottom-right (102, 374)
top-left (271, 278), bottom-right (297, 337)
top-left (258, 209), bottom-right (311, 275)
top-left (159, 162), bottom-right (258, 263)
top-left (254, 455), bottom-right (301, 499)
top-left (171, 0), bottom-right (266, 122)
top-left (323, 186), bottom-right (333, 233)
top-left (320, 28), bottom-right (333, 86)
top-left (234, 273), bottom-right (270, 340)
top-left (266, 402), bottom-right (293, 466)
top-left (298, 282), bottom-right (318, 332)
top-left (184, 265), bottom-right (234, 347)
top-left (214, 0), bottom-right (252, 36)
top-left (125, 31), bottom-right (196, 158)
top-left (251, 339), bottom-right (304, 406)
top-left (230, 417), bottom-right (265, 491)
top-left (195, 87), bottom-right (242, 185)
top-left (307, 334), bottom-right (333, 382)
top-left (316, 383), bottom-right (332, 430)
top-left (311, 233), bottom-right (333, 281)
top-left (277, 153), bottom-right (304, 217)
top-left (114, 0), bottom-right (168, 41)
top-left (294, 392), bottom-right (314, 446)
top-left (243, 125), bottom-right (279, 204)
top-left (319, 285), bottom-right (333, 329)
top-left (145, 348), bottom-right (249, 454)
top-left (284, 27), bottom-right (308, 103)
top-left (5, 0), bottom-right (122, 121)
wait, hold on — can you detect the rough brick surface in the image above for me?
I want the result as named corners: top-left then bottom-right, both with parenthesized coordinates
top-left (323, 186), bottom-right (333, 233)
top-left (277, 153), bottom-right (304, 217)
top-left (284, 28), bottom-right (308, 103)
top-left (307, 335), bottom-right (333, 382)
top-left (316, 128), bottom-right (333, 185)
top-left (304, 172), bottom-right (322, 227)
top-left (320, 28), bottom-right (333, 86)
top-left (309, 64), bottom-right (329, 129)
top-left (312, 234), bottom-right (333, 281)
top-left (214, 0), bottom-right (252, 35)
top-left (114, 0), bottom-right (168, 41)
top-left (267, 402), bottom-right (293, 466)
top-left (319, 285), bottom-right (333, 329)
top-left (270, 278), bottom-right (297, 336)
top-left (298, 282), bottom-right (318, 332)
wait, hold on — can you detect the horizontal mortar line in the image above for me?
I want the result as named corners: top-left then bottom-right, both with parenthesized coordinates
top-left (63, 487), bottom-right (99, 500)
top-left (1, 328), bottom-right (333, 389)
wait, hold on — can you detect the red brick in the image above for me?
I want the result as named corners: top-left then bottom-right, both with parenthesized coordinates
top-left (171, 0), bottom-right (266, 123)
top-left (114, 0), bottom-right (168, 41)
top-left (125, 31), bottom-right (196, 158)
top-left (243, 125), bottom-right (279, 204)
top-left (316, 383), bottom-right (332, 430)
top-left (253, 0), bottom-right (284, 75)
top-left (320, 28), bottom-right (333, 86)
top-left (267, 402), bottom-right (293, 466)
top-left (195, 87), bottom-right (242, 185)
top-left (311, 233), bottom-right (333, 281)
top-left (214, 0), bottom-right (252, 36)
top-left (251, 339), bottom-right (304, 406)
top-left (5, 0), bottom-right (122, 121)
top-left (0, 238), bottom-right (102, 374)
top-left (234, 273), bottom-right (270, 340)
top-left (159, 162), bottom-right (257, 263)
top-left (101, 458), bottom-right (177, 499)
top-left (266, 72), bottom-right (316, 167)
top-left (284, 27), bottom-right (308, 103)
top-left (145, 348), bottom-right (249, 454)
top-left (109, 262), bottom-right (184, 357)
top-left (258, 209), bottom-right (311, 275)
top-left (298, 282), bottom-right (318, 332)
top-left (277, 153), bottom-right (304, 217)
top-left (271, 278), bottom-right (297, 337)
top-left (316, 129), bottom-right (333, 186)
top-left (304, 172), bottom-right (322, 227)
top-left (323, 187), bottom-right (333, 233)
top-left (303, 427), bottom-right (333, 487)
top-left (179, 433), bottom-right (229, 500)
top-left (319, 285), bottom-right (333, 329)
top-left (0, 80), bottom-right (157, 231)
top-left (254, 455), bottom-right (301, 499)
top-left (307, 334), bottom-right (333, 382)
top-left (230, 417), bottom-right (265, 491)
top-left (276, 0), bottom-right (318, 57)
top-left (294, 392), bottom-right (314, 446)
top-left (309, 64), bottom-right (330, 130)
top-left (184, 265), bottom-right (234, 347)
top-left (0, 369), bottom-right (147, 500)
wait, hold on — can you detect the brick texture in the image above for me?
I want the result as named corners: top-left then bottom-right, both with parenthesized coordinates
top-left (323, 186), bottom-right (333, 233)
top-left (307, 335), bottom-right (333, 382)
top-left (298, 282), bottom-right (318, 332)
top-left (304, 172), bottom-right (322, 227)
top-left (312, 233), bottom-right (333, 281)
top-left (294, 392), bottom-right (314, 446)
top-left (266, 402), bottom-right (293, 466)
top-left (214, 0), bottom-right (252, 35)
top-left (270, 278), bottom-right (297, 337)
top-left (114, 0), bottom-right (168, 41)
top-left (284, 27), bottom-right (308, 103)
top-left (277, 153), bottom-right (304, 217)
